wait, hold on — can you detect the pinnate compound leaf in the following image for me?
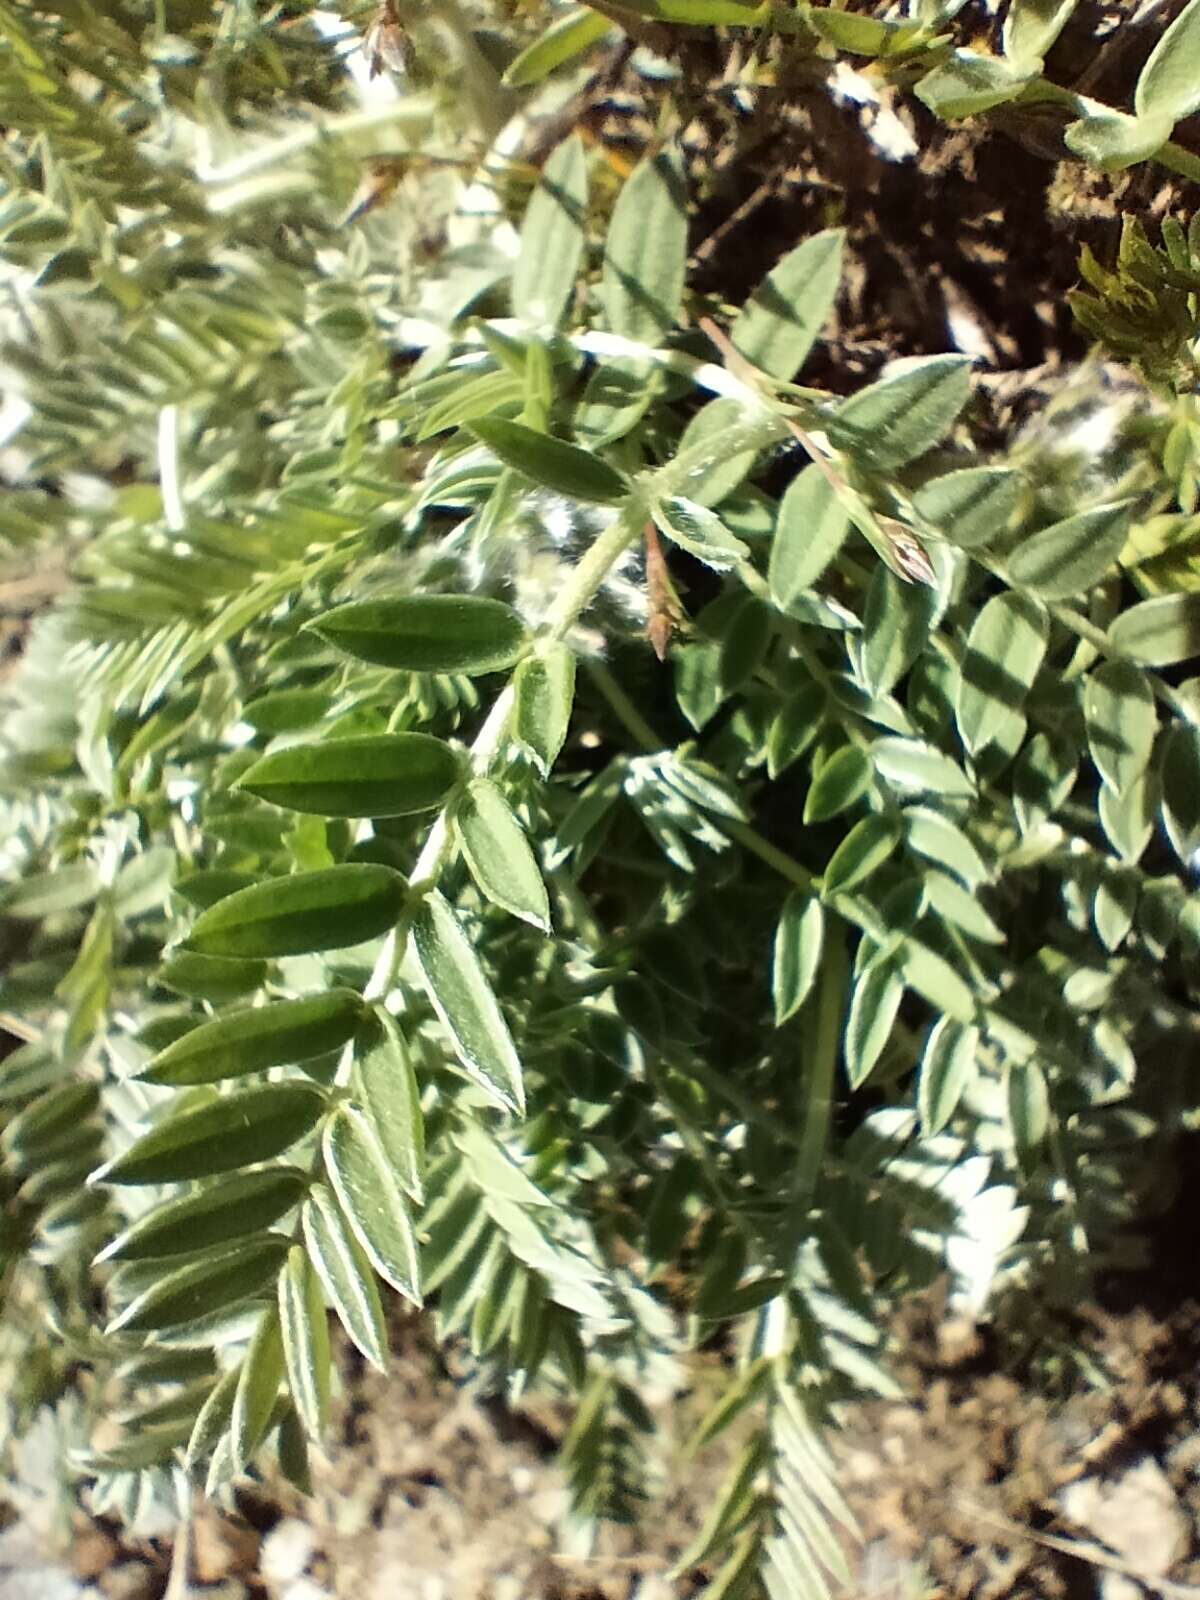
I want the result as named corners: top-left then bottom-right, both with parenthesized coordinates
top-left (106, 1235), bottom-right (289, 1334)
top-left (1094, 872), bottom-right (1137, 952)
top-left (301, 1186), bottom-right (388, 1372)
top-left (772, 893), bottom-right (824, 1024)
top-left (111, 847), bottom-right (177, 918)
top-left (139, 990), bottom-right (365, 1086)
top-left (313, 595), bottom-right (530, 674)
top-left (353, 1009), bottom-right (424, 1201)
top-left (770, 466), bottom-right (850, 609)
top-left (827, 356), bottom-right (972, 471)
top-left (1007, 502), bottom-right (1132, 599)
top-left (185, 866), bottom-right (406, 959)
top-left (92, 1084), bottom-right (325, 1185)
top-left (97, 1167), bottom-right (308, 1262)
top-left (231, 1307), bottom-right (285, 1472)
top-left (513, 645), bottom-right (575, 775)
top-left (324, 1105), bottom-right (421, 1306)
top-left (956, 592), bottom-right (1048, 755)
top-left (174, 870), bottom-right (256, 910)
top-left (767, 679), bottom-right (826, 777)
top-left (278, 1246), bottom-right (331, 1440)
top-left (1013, 731), bottom-right (1077, 831)
top-left (675, 397), bottom-right (759, 508)
top-left (512, 134), bottom-right (587, 329)
top-left (1108, 592), bottom-right (1200, 666)
top-left (239, 734), bottom-right (461, 819)
top-left (2, 1081), bottom-right (98, 1153)
top-left (808, 6), bottom-right (916, 52)
top-left (412, 891), bottom-right (525, 1114)
top-left (901, 939), bottom-right (975, 1021)
top-left (277, 1406), bottom-right (312, 1496)
top-left (242, 688), bottom-right (332, 735)
top-left (729, 229), bottom-right (844, 382)
top-left (602, 146), bottom-right (687, 345)
top-left (454, 778), bottom-right (551, 931)
top-left (925, 870), bottom-right (1004, 944)
top-left (613, 0), bottom-right (769, 20)
top-left (1099, 770), bottom-right (1157, 863)
top-left (468, 417), bottom-right (628, 503)
top-left (574, 357), bottom-right (658, 447)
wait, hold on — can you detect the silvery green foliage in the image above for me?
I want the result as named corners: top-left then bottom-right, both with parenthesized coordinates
top-left (3, 6), bottom-right (1200, 1597)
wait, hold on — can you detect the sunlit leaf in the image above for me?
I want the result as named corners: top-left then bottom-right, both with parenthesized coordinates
top-left (772, 893), bottom-right (824, 1024)
top-left (92, 1084), bottom-right (325, 1185)
top-left (353, 1009), bottom-right (425, 1201)
top-left (512, 134), bottom-right (588, 329)
top-left (770, 467), bottom-right (850, 609)
top-left (278, 1246), bottom-right (331, 1441)
top-left (324, 1105), bottom-right (421, 1305)
top-left (301, 1186), bottom-right (388, 1372)
top-left (503, 7), bottom-right (611, 86)
top-left (513, 645), bottom-right (575, 775)
top-left (828, 357), bottom-right (972, 471)
top-left (729, 230), bottom-right (844, 382)
top-left (454, 777), bottom-right (551, 931)
top-left (185, 866), bottom-right (406, 959)
top-left (106, 1236), bottom-right (289, 1334)
top-left (313, 595), bottom-right (530, 675)
top-left (239, 734), bottom-right (461, 818)
top-left (412, 892), bottom-right (524, 1114)
top-left (956, 592), bottom-right (1047, 755)
top-left (1007, 502), bottom-right (1132, 599)
top-left (139, 991), bottom-right (364, 1086)
top-left (98, 1168), bottom-right (308, 1262)
top-left (602, 146), bottom-right (687, 346)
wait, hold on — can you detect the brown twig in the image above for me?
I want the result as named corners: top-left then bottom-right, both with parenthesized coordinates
top-left (644, 519), bottom-right (685, 661)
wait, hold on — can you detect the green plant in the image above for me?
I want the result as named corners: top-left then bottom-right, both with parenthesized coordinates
top-left (3, 4), bottom-right (1200, 1597)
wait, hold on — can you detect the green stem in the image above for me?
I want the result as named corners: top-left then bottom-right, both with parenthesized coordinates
top-left (791, 928), bottom-right (848, 1221)
top-left (364, 404), bottom-right (790, 1009)
top-left (585, 659), bottom-right (661, 749)
top-left (723, 818), bottom-right (816, 894)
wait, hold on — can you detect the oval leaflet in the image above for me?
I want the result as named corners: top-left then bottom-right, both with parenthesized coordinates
top-left (239, 733), bottom-right (462, 819)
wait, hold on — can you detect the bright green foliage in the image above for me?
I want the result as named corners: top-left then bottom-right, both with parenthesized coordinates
top-left (2, 4), bottom-right (1200, 1597)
